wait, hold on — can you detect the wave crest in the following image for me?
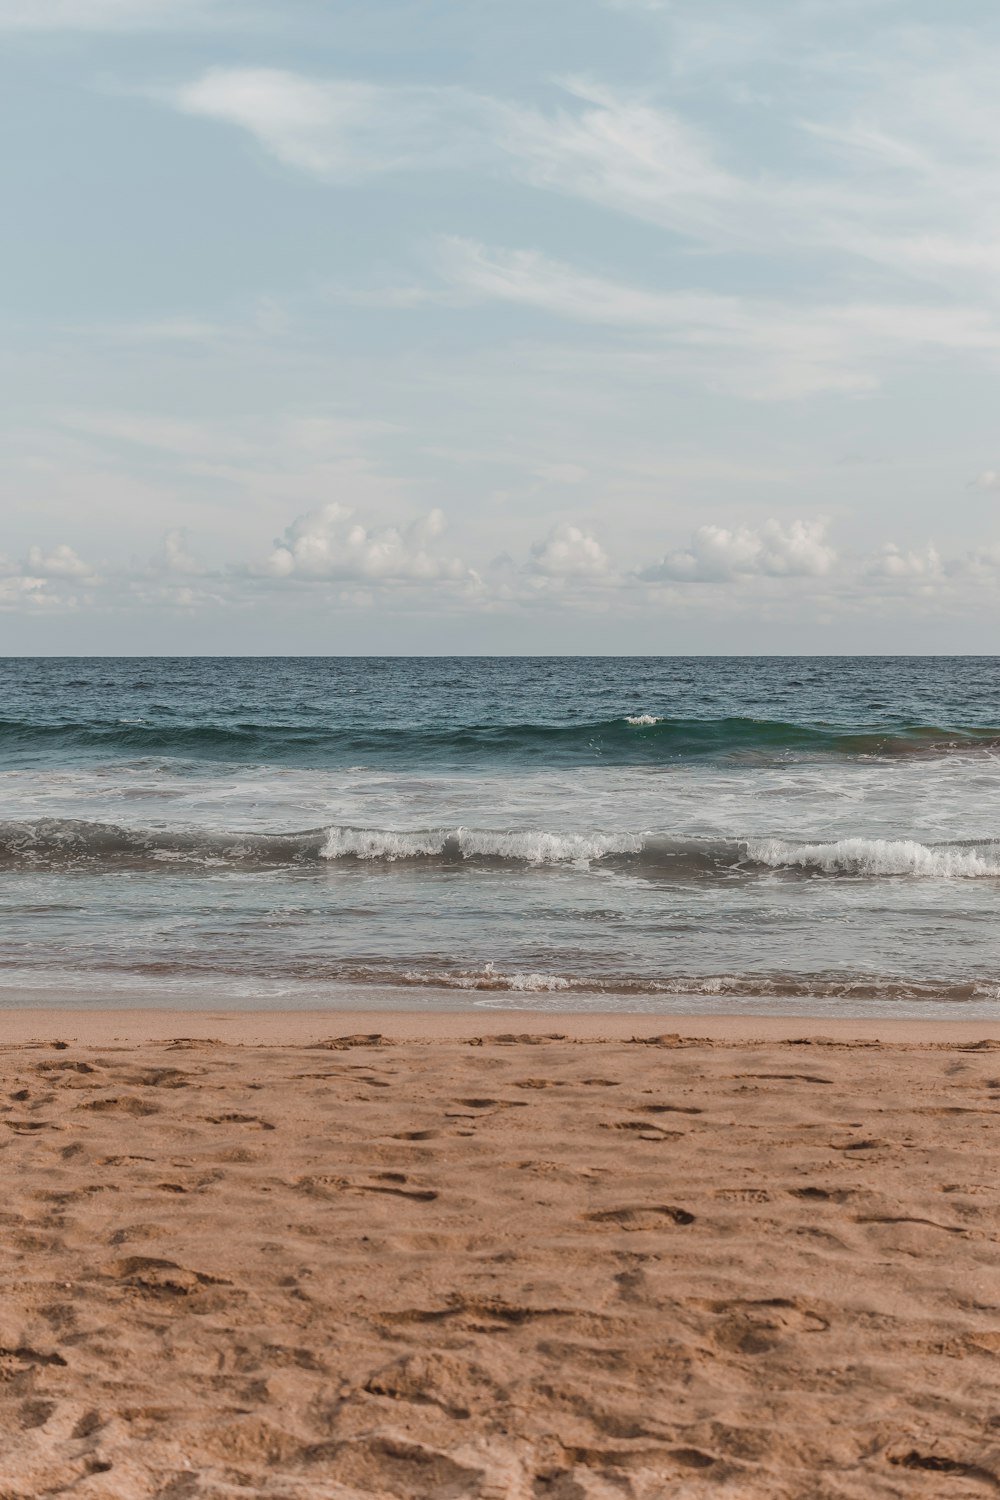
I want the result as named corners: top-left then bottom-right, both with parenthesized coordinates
top-left (2, 819), bottom-right (1000, 879)
top-left (746, 837), bottom-right (1000, 878)
top-left (319, 827), bottom-right (643, 864)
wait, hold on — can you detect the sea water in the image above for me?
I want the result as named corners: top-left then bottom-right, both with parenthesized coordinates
top-left (2, 656), bottom-right (1000, 1016)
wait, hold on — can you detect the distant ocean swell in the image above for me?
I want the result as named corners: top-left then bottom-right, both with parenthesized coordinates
top-left (5, 819), bottom-right (1000, 879)
top-left (3, 715), bottom-right (1000, 764)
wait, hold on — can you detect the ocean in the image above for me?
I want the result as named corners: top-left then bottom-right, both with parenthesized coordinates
top-left (2, 655), bottom-right (1000, 1016)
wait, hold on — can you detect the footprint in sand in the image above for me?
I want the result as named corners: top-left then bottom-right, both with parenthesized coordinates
top-left (103, 1255), bottom-right (231, 1297)
top-left (79, 1096), bottom-right (159, 1117)
top-left (705, 1296), bottom-right (830, 1354)
top-left (601, 1120), bottom-right (683, 1142)
top-left (585, 1205), bottom-right (695, 1229)
top-left (202, 1113), bottom-right (275, 1130)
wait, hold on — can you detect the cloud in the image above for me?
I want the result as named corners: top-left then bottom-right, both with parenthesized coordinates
top-left (970, 471), bottom-right (1000, 492)
top-left (157, 68), bottom-right (754, 244)
top-left (155, 529), bottom-right (205, 576)
top-left (264, 502), bottom-right (470, 582)
top-left (25, 544), bottom-right (97, 581)
top-left (500, 78), bottom-right (758, 249)
top-left (529, 523), bottom-right (612, 578)
top-left (0, 575), bottom-right (61, 609)
top-left (151, 47), bottom-right (1000, 309)
top-left (866, 542), bottom-right (943, 579)
top-left (495, 59), bottom-right (1000, 300)
top-left (438, 238), bottom-right (1000, 398)
top-left (164, 68), bottom-right (493, 181)
top-left (957, 544), bottom-right (1000, 578)
top-left (642, 519), bottom-right (836, 582)
top-left (140, 47), bottom-right (1000, 430)
top-left (0, 543), bottom-right (99, 611)
top-left (6, 511), bottom-right (1000, 625)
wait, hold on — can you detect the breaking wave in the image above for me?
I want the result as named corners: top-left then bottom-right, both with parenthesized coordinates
top-left (318, 826), bottom-right (645, 864)
top-left (3, 819), bottom-right (1000, 879)
top-left (745, 837), bottom-right (1000, 878)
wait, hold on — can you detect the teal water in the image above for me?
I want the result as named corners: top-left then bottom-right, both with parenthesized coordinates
top-left (2, 657), bottom-right (1000, 1015)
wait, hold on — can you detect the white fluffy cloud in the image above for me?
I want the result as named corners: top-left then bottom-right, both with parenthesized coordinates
top-left (0, 575), bottom-right (60, 609)
top-left (25, 544), bottom-right (97, 581)
top-left (264, 503), bottom-right (469, 582)
top-left (643, 519), bottom-right (836, 583)
top-left (866, 543), bottom-right (943, 579)
top-left (0, 544), bottom-right (98, 611)
top-left (156, 529), bottom-right (205, 576)
top-left (8, 514), bottom-right (1000, 626)
top-left (529, 523), bottom-right (612, 578)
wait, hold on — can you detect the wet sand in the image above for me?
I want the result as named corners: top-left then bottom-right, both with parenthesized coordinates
top-left (2, 1008), bottom-right (1000, 1498)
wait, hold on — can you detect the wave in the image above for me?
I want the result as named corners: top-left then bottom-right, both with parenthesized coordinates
top-left (318, 826), bottom-right (645, 863)
top-left (3, 714), bottom-right (1000, 766)
top-left (4, 819), bottom-right (1000, 878)
top-left (378, 966), bottom-right (1000, 1003)
top-left (0, 819), bottom-right (326, 869)
top-left (745, 837), bottom-right (1000, 878)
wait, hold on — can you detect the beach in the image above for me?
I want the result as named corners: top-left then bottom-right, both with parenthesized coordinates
top-left (3, 1008), bottom-right (1000, 1499)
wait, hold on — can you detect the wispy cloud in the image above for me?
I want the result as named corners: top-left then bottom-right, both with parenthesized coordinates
top-left (153, 42), bottom-right (1000, 308)
top-left (501, 62), bottom-right (1000, 298)
top-left (437, 238), bottom-right (1000, 399)
top-left (164, 68), bottom-right (496, 181)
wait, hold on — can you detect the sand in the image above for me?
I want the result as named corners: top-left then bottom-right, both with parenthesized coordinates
top-left (2, 1008), bottom-right (1000, 1499)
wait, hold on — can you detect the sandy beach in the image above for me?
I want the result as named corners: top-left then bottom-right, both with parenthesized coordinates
top-left (2, 1008), bottom-right (1000, 1498)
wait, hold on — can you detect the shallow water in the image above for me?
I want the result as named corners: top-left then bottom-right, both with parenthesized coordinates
top-left (2, 656), bottom-right (1000, 1014)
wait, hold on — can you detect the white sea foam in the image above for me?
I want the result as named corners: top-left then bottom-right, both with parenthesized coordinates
top-left (455, 828), bottom-right (641, 863)
top-left (625, 714), bottom-right (660, 725)
top-left (747, 836), bottom-right (1000, 878)
top-left (319, 827), bottom-right (446, 861)
top-left (319, 826), bottom-right (642, 864)
top-left (406, 962), bottom-right (572, 992)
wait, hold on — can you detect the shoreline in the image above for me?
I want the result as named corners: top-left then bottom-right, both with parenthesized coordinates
top-left (2, 1003), bottom-right (1000, 1046)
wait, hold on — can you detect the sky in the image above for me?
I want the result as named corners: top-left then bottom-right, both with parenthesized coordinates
top-left (4, 0), bottom-right (1000, 652)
